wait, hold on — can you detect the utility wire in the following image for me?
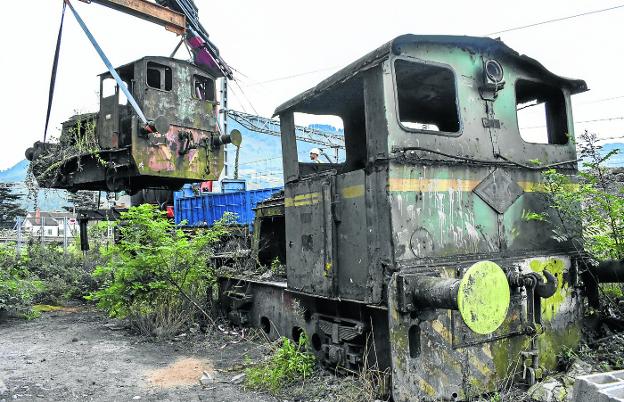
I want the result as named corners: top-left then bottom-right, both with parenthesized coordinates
top-left (596, 134), bottom-right (624, 142)
top-left (578, 95), bottom-right (624, 105)
top-left (242, 66), bottom-right (341, 87)
top-left (231, 79), bottom-right (259, 115)
top-left (486, 3), bottom-right (624, 35)
top-left (226, 84), bottom-right (248, 114)
top-left (577, 116), bottom-right (624, 124)
top-left (521, 116), bottom-right (624, 130)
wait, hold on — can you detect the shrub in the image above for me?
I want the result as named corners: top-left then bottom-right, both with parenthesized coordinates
top-left (538, 131), bottom-right (624, 261)
top-left (87, 204), bottom-right (228, 336)
top-left (0, 226), bottom-right (106, 318)
top-left (245, 335), bottom-right (316, 394)
top-left (535, 131), bottom-right (624, 309)
top-left (0, 245), bottom-right (44, 319)
top-left (23, 243), bottom-right (102, 304)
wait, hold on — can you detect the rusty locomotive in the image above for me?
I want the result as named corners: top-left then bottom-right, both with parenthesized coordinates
top-left (26, 56), bottom-right (239, 194)
top-left (218, 35), bottom-right (613, 401)
top-left (25, 29), bottom-right (623, 400)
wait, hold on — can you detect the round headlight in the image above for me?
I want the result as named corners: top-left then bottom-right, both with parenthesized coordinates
top-left (485, 59), bottom-right (504, 83)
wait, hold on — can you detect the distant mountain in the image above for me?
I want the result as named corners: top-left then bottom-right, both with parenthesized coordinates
top-left (0, 159), bottom-right (29, 182)
top-left (0, 160), bottom-right (68, 211)
top-left (599, 143), bottom-right (624, 168)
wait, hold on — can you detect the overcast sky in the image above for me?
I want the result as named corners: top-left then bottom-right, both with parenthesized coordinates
top-left (0, 0), bottom-right (623, 170)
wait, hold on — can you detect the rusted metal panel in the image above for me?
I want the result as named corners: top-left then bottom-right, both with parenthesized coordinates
top-left (335, 170), bottom-right (368, 300)
top-left (279, 112), bottom-right (299, 183)
top-left (285, 177), bottom-right (337, 297)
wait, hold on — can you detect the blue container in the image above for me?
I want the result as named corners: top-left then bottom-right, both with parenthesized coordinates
top-left (221, 179), bottom-right (247, 193)
top-left (178, 183), bottom-right (197, 197)
top-left (174, 185), bottom-right (282, 229)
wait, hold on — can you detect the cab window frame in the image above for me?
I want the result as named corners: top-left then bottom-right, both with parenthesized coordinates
top-left (145, 61), bottom-right (173, 92)
top-left (192, 74), bottom-right (216, 102)
top-left (391, 56), bottom-right (463, 137)
top-left (514, 78), bottom-right (570, 146)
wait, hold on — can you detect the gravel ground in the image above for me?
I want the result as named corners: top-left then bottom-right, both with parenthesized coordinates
top-left (0, 307), bottom-right (277, 402)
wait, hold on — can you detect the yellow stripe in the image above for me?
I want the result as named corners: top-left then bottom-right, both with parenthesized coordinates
top-left (285, 192), bottom-right (321, 208)
top-left (388, 178), bottom-right (481, 192)
top-left (341, 185), bottom-right (365, 199)
top-left (389, 178), bottom-right (560, 194)
top-left (518, 181), bottom-right (579, 193)
top-left (517, 181), bottom-right (547, 193)
top-left (467, 351), bottom-right (492, 378)
top-left (481, 344), bottom-right (493, 360)
top-left (431, 319), bottom-right (451, 343)
top-left (416, 376), bottom-right (437, 397)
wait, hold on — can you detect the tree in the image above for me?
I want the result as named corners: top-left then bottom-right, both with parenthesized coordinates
top-left (66, 191), bottom-right (98, 212)
top-left (0, 183), bottom-right (26, 229)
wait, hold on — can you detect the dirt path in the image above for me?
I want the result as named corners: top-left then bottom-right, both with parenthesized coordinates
top-left (0, 308), bottom-right (277, 402)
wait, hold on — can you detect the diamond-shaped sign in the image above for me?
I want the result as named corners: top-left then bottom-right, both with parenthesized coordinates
top-left (473, 169), bottom-right (523, 214)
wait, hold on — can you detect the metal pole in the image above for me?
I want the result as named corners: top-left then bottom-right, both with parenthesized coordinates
top-left (16, 216), bottom-right (23, 256)
top-left (221, 78), bottom-right (228, 136)
top-left (40, 216), bottom-right (44, 245)
top-left (220, 78), bottom-right (229, 177)
top-left (63, 217), bottom-right (68, 254)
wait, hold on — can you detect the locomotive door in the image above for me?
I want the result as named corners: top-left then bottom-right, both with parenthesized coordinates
top-left (284, 175), bottom-right (337, 297)
top-left (98, 82), bottom-right (120, 149)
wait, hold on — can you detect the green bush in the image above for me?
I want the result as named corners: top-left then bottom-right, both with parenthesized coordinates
top-left (0, 227), bottom-right (106, 318)
top-left (537, 131), bottom-right (624, 261)
top-left (535, 131), bottom-right (624, 308)
top-left (245, 335), bottom-right (316, 394)
top-left (87, 204), bottom-right (228, 336)
top-left (0, 245), bottom-right (44, 319)
top-left (23, 243), bottom-right (102, 304)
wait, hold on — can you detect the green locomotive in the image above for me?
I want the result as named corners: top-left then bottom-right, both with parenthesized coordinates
top-left (219, 35), bottom-right (597, 400)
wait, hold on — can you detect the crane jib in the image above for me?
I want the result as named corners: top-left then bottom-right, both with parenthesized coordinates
top-left (65, 0), bottom-right (149, 125)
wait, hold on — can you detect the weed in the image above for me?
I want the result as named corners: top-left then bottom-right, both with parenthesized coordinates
top-left (32, 304), bottom-right (65, 313)
top-left (336, 332), bottom-right (391, 402)
top-left (245, 335), bottom-right (315, 394)
top-left (23, 309), bottom-right (41, 320)
top-left (270, 257), bottom-right (286, 276)
top-left (87, 204), bottom-right (229, 337)
top-left (0, 264), bottom-right (44, 319)
top-left (488, 393), bottom-right (502, 402)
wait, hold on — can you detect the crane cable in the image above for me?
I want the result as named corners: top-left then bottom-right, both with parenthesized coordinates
top-left (43, 0), bottom-right (150, 144)
top-left (43, 1), bottom-right (66, 143)
top-left (64, 0), bottom-right (148, 125)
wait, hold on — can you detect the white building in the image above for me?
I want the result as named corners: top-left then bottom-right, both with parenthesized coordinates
top-left (21, 211), bottom-right (78, 238)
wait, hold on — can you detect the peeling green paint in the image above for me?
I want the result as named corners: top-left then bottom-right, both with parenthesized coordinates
top-left (491, 336), bottom-right (531, 379)
top-left (529, 258), bottom-right (569, 322)
top-left (537, 324), bottom-right (582, 370)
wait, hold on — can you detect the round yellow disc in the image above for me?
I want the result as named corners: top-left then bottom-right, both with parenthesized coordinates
top-left (457, 260), bottom-right (510, 335)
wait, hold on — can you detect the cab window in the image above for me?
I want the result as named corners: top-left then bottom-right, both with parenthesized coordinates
top-left (193, 75), bottom-right (215, 101)
top-left (394, 59), bottom-right (460, 133)
top-left (146, 62), bottom-right (172, 91)
top-left (516, 79), bottom-right (568, 145)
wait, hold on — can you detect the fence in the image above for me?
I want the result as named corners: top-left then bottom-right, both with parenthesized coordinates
top-left (0, 216), bottom-right (113, 254)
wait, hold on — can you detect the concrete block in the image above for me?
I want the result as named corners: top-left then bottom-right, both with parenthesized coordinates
top-left (572, 370), bottom-right (624, 402)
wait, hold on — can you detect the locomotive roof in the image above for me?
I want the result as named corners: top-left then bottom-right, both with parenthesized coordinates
top-left (274, 34), bottom-right (588, 116)
top-left (99, 56), bottom-right (221, 79)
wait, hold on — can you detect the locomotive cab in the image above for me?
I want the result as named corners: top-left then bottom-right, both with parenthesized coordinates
top-left (271, 35), bottom-right (588, 400)
top-left (26, 57), bottom-right (238, 194)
